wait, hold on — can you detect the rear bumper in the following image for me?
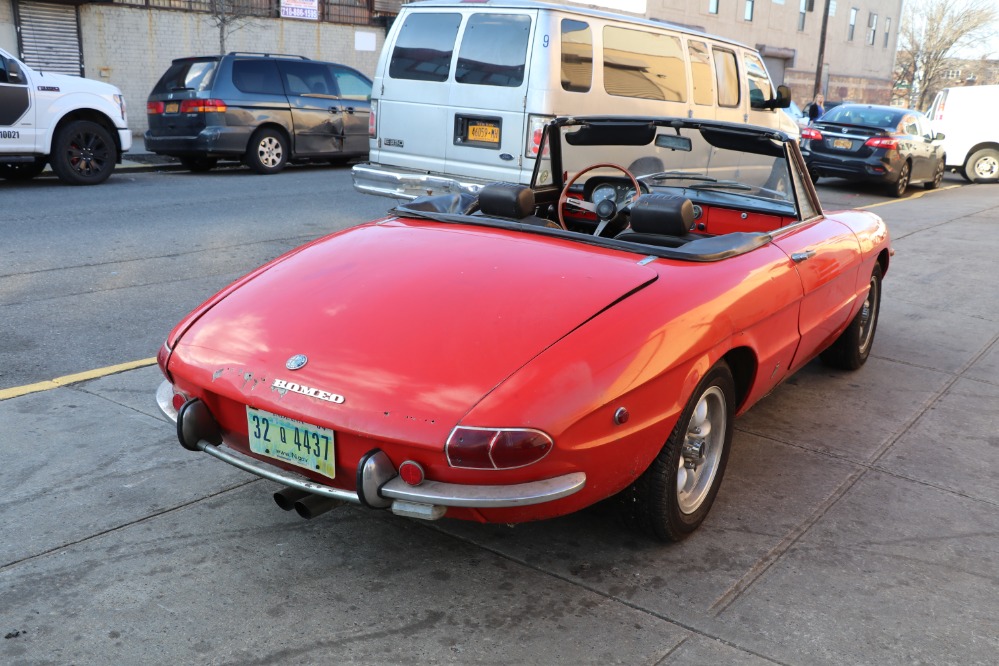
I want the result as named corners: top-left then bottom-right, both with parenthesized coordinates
top-left (144, 126), bottom-right (251, 157)
top-left (156, 380), bottom-right (586, 519)
top-left (351, 163), bottom-right (495, 200)
top-left (802, 149), bottom-right (898, 181)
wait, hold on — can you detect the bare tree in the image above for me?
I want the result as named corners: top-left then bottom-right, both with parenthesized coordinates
top-left (896, 0), bottom-right (998, 109)
top-left (206, 0), bottom-right (259, 54)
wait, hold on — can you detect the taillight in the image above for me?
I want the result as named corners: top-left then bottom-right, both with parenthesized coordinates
top-left (369, 99), bottom-right (377, 139)
top-left (865, 136), bottom-right (899, 149)
top-left (147, 101), bottom-right (164, 115)
top-left (446, 427), bottom-right (554, 469)
top-left (179, 99), bottom-right (228, 113)
top-left (800, 127), bottom-right (822, 140)
top-left (526, 114), bottom-right (554, 158)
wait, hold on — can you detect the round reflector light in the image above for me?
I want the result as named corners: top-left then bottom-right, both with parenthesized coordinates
top-left (399, 460), bottom-right (425, 486)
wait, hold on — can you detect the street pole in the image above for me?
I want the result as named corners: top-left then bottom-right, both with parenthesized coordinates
top-left (813, 0), bottom-right (832, 96)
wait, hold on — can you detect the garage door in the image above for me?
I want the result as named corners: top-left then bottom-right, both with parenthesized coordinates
top-left (16, 1), bottom-right (82, 76)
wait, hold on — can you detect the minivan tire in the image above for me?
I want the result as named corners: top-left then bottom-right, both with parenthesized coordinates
top-left (50, 120), bottom-right (117, 185)
top-left (246, 128), bottom-right (288, 174)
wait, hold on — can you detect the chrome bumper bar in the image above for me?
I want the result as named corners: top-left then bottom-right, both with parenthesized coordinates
top-left (157, 380), bottom-right (585, 518)
top-left (351, 163), bottom-right (494, 200)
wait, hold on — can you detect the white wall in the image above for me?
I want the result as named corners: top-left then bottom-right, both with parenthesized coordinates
top-left (1, 0), bottom-right (18, 53)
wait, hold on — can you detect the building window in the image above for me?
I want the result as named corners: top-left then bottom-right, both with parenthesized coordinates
top-left (798, 0), bottom-right (807, 31)
top-left (883, 17), bottom-right (891, 48)
top-left (867, 13), bottom-right (878, 46)
top-left (848, 8), bottom-right (858, 41)
top-left (744, 0), bottom-right (754, 21)
top-left (709, 0), bottom-right (719, 14)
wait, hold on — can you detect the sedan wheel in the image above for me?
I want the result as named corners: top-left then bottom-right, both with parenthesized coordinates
top-left (923, 159), bottom-right (944, 190)
top-left (889, 162), bottom-right (910, 198)
top-left (50, 120), bottom-right (117, 185)
top-left (964, 148), bottom-right (999, 183)
top-left (617, 361), bottom-right (735, 542)
top-left (246, 129), bottom-right (288, 174)
top-left (820, 264), bottom-right (883, 370)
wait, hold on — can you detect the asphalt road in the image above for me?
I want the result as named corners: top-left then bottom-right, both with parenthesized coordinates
top-left (1, 165), bottom-right (996, 665)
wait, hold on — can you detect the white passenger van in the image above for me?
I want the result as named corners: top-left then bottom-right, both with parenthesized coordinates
top-left (926, 85), bottom-right (999, 183)
top-left (353, 0), bottom-right (794, 199)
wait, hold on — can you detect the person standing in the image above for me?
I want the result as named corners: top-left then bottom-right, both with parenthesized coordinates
top-left (808, 93), bottom-right (825, 122)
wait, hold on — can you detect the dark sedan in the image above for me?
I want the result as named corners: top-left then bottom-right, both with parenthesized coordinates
top-left (801, 104), bottom-right (945, 197)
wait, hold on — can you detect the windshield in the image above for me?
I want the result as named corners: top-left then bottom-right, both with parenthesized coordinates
top-left (535, 120), bottom-right (795, 212)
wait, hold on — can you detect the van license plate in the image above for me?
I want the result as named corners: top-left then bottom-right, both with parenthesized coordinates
top-left (833, 138), bottom-right (853, 150)
top-left (165, 102), bottom-right (179, 113)
top-left (468, 124), bottom-right (500, 144)
top-left (247, 407), bottom-right (336, 478)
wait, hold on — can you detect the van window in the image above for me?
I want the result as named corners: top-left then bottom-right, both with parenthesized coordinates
top-left (152, 59), bottom-right (217, 95)
top-left (712, 48), bottom-right (740, 107)
top-left (455, 14), bottom-right (532, 87)
top-left (389, 13), bottom-right (462, 82)
top-left (331, 67), bottom-right (371, 101)
top-left (279, 61), bottom-right (334, 96)
top-left (561, 19), bottom-right (592, 93)
top-left (687, 41), bottom-right (714, 106)
top-left (604, 27), bottom-right (686, 102)
top-left (232, 60), bottom-right (282, 95)
top-left (744, 53), bottom-right (773, 108)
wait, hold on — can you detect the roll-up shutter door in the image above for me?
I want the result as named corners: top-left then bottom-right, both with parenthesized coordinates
top-left (17, 2), bottom-right (82, 76)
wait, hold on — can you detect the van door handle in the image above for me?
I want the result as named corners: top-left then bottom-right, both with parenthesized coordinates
top-left (328, 107), bottom-right (339, 114)
top-left (791, 250), bottom-right (816, 263)
top-left (344, 106), bottom-right (355, 115)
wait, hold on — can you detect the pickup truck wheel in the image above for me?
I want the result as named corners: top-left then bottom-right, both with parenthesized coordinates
top-left (50, 120), bottom-right (117, 185)
top-left (180, 156), bottom-right (218, 173)
top-left (963, 148), bottom-right (999, 183)
top-left (0, 158), bottom-right (46, 180)
top-left (617, 361), bottom-right (735, 542)
top-left (246, 129), bottom-right (288, 174)
top-left (820, 264), bottom-right (882, 370)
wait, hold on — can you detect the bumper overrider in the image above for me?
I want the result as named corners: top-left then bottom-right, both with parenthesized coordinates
top-left (156, 380), bottom-right (585, 521)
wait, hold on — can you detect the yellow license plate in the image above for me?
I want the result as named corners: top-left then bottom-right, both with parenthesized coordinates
top-left (468, 124), bottom-right (500, 143)
top-left (833, 138), bottom-right (853, 150)
top-left (247, 407), bottom-right (336, 478)
top-left (165, 102), bottom-right (180, 113)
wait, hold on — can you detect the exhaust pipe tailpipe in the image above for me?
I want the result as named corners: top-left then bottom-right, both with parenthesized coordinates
top-left (294, 493), bottom-right (344, 520)
top-left (273, 487), bottom-right (312, 511)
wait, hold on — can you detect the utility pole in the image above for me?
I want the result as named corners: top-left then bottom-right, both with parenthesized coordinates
top-left (813, 0), bottom-right (832, 95)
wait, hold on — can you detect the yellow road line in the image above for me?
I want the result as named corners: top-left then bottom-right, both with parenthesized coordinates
top-left (0, 357), bottom-right (158, 401)
top-left (861, 184), bottom-right (961, 209)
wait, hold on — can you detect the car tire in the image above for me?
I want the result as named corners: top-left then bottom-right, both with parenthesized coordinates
top-left (0, 157), bottom-right (47, 181)
top-left (180, 156), bottom-right (219, 173)
top-left (245, 128), bottom-right (288, 174)
top-left (616, 361), bottom-right (735, 542)
top-left (808, 167), bottom-right (820, 184)
top-left (820, 264), bottom-right (882, 371)
top-left (963, 148), bottom-right (999, 183)
top-left (888, 161), bottom-right (910, 198)
top-left (924, 158), bottom-right (945, 190)
top-left (50, 120), bottom-right (117, 185)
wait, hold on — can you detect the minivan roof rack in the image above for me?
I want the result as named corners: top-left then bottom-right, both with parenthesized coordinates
top-left (227, 52), bottom-right (310, 60)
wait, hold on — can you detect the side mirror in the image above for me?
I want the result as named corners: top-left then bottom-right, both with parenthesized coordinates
top-left (6, 58), bottom-right (24, 84)
top-left (757, 85), bottom-right (792, 110)
top-left (935, 132), bottom-right (945, 141)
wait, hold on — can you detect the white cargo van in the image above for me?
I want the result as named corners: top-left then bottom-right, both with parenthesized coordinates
top-left (926, 84), bottom-right (999, 183)
top-left (353, 0), bottom-right (794, 199)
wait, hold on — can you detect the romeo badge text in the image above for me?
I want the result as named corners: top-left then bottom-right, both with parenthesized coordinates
top-left (272, 378), bottom-right (345, 404)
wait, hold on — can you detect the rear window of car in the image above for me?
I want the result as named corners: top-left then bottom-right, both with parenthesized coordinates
top-left (822, 106), bottom-right (905, 129)
top-left (232, 60), bottom-right (284, 95)
top-left (455, 14), bottom-right (532, 87)
top-left (152, 59), bottom-right (218, 95)
top-left (389, 12), bottom-right (462, 82)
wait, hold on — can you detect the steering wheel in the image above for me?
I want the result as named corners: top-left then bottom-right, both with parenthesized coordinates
top-left (558, 163), bottom-right (642, 234)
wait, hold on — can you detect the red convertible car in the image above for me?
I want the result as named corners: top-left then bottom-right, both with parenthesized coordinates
top-left (156, 117), bottom-right (890, 541)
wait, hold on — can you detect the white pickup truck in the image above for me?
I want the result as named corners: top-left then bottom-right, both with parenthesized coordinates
top-left (0, 46), bottom-right (130, 185)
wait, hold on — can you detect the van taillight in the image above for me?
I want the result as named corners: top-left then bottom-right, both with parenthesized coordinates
top-left (526, 114), bottom-right (554, 158)
top-left (369, 100), bottom-right (377, 138)
top-left (180, 99), bottom-right (228, 113)
top-left (147, 101), bottom-right (164, 115)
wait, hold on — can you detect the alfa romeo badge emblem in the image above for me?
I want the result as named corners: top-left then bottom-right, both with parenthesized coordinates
top-left (285, 354), bottom-right (308, 370)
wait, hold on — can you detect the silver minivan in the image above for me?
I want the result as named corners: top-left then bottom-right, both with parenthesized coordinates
top-left (353, 0), bottom-right (794, 199)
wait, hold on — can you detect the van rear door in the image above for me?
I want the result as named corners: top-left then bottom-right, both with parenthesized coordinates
top-left (444, 10), bottom-right (536, 184)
